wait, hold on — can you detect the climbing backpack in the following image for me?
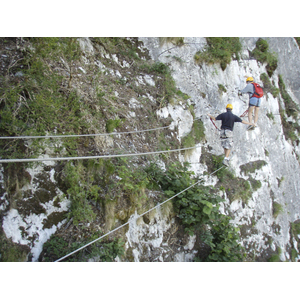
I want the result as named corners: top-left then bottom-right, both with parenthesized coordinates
top-left (251, 82), bottom-right (264, 98)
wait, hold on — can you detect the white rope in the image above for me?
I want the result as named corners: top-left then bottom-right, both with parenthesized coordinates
top-left (0, 118), bottom-right (204, 140)
top-left (55, 165), bottom-right (224, 262)
top-left (0, 145), bottom-right (200, 163)
top-left (0, 125), bottom-right (172, 140)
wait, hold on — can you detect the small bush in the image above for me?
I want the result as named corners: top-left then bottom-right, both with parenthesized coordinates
top-left (218, 84), bottom-right (227, 94)
top-left (252, 38), bottom-right (278, 77)
top-left (278, 75), bottom-right (299, 119)
top-left (201, 215), bottom-right (245, 262)
top-left (260, 73), bottom-right (280, 98)
top-left (145, 161), bottom-right (245, 261)
top-left (159, 37), bottom-right (184, 47)
top-left (273, 201), bottom-right (283, 218)
top-left (40, 234), bottom-right (125, 262)
top-left (267, 112), bottom-right (275, 120)
top-left (181, 119), bottom-right (205, 148)
top-left (106, 118), bottom-right (123, 133)
top-left (194, 37), bottom-right (242, 71)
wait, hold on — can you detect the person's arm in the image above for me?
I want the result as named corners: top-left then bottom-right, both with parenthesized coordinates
top-left (242, 120), bottom-right (254, 126)
top-left (207, 113), bottom-right (216, 121)
top-left (238, 83), bottom-right (254, 95)
top-left (235, 115), bottom-right (254, 126)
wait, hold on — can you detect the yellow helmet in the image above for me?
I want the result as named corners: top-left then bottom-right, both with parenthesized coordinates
top-left (246, 77), bottom-right (254, 82)
top-left (226, 103), bottom-right (233, 110)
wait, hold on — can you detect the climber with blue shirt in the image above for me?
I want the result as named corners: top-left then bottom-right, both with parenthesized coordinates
top-left (238, 77), bottom-right (262, 130)
top-left (208, 104), bottom-right (254, 166)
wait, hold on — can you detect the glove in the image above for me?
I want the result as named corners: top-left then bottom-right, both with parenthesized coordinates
top-left (238, 91), bottom-right (242, 96)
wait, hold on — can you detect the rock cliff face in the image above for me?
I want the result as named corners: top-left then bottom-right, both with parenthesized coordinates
top-left (141, 37), bottom-right (300, 261)
top-left (1, 37), bottom-right (300, 262)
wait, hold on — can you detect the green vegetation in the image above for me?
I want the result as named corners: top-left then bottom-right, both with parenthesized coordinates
top-left (240, 160), bottom-right (267, 176)
top-left (64, 161), bottom-right (97, 226)
top-left (200, 215), bottom-right (245, 262)
top-left (252, 38), bottom-right (278, 77)
top-left (63, 157), bottom-right (151, 226)
top-left (260, 73), bottom-right (280, 98)
top-left (139, 61), bottom-right (180, 106)
top-left (267, 112), bottom-right (275, 121)
top-left (92, 37), bottom-right (143, 61)
top-left (181, 119), bottom-right (205, 148)
top-left (211, 154), bottom-right (235, 183)
top-left (159, 37), bottom-right (185, 47)
top-left (277, 75), bottom-right (300, 144)
top-left (106, 118), bottom-right (123, 133)
top-left (40, 234), bottom-right (124, 262)
top-left (218, 84), bottom-right (227, 94)
top-left (290, 221), bottom-right (300, 261)
top-left (294, 37), bottom-right (300, 47)
top-left (278, 75), bottom-right (299, 119)
top-left (145, 161), bottom-right (245, 261)
top-left (0, 230), bottom-right (29, 262)
top-left (209, 155), bottom-right (262, 203)
top-left (268, 247), bottom-right (282, 262)
top-left (194, 37), bottom-right (242, 71)
top-left (273, 201), bottom-right (283, 218)
top-left (0, 38), bottom-right (86, 160)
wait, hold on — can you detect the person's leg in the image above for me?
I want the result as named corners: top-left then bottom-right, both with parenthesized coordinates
top-left (254, 106), bottom-right (260, 125)
top-left (248, 105), bottom-right (255, 123)
top-left (224, 148), bottom-right (230, 158)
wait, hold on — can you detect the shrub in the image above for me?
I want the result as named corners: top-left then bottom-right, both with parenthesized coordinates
top-left (260, 73), bottom-right (279, 98)
top-left (278, 75), bottom-right (299, 119)
top-left (106, 118), bottom-right (123, 133)
top-left (159, 37), bottom-right (185, 47)
top-left (201, 215), bottom-right (245, 262)
top-left (145, 161), bottom-right (245, 261)
top-left (194, 37), bottom-right (242, 70)
top-left (252, 38), bottom-right (278, 77)
top-left (273, 201), bottom-right (283, 218)
top-left (218, 84), bottom-right (227, 94)
top-left (181, 119), bottom-right (205, 148)
top-left (0, 38), bottom-right (86, 160)
top-left (41, 234), bottom-right (125, 262)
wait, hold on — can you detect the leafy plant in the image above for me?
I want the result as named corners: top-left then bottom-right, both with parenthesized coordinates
top-left (64, 161), bottom-right (97, 225)
top-left (106, 118), bottom-right (123, 133)
top-left (278, 74), bottom-right (300, 119)
top-left (211, 154), bottom-right (234, 183)
top-left (194, 37), bottom-right (242, 70)
top-left (0, 38), bottom-right (87, 160)
top-left (260, 73), bottom-right (279, 98)
top-left (40, 233), bottom-right (125, 262)
top-left (268, 247), bottom-right (282, 262)
top-left (145, 161), bottom-right (245, 261)
top-left (159, 37), bottom-right (185, 47)
top-left (290, 221), bottom-right (300, 261)
top-left (273, 201), bottom-right (283, 218)
top-left (181, 119), bottom-right (205, 148)
top-left (267, 112), bottom-right (275, 121)
top-left (201, 215), bottom-right (245, 262)
top-left (252, 38), bottom-right (278, 77)
top-left (277, 75), bottom-right (300, 144)
top-left (218, 84), bottom-right (227, 94)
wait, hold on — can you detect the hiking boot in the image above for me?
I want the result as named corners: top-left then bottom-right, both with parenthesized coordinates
top-left (222, 159), bottom-right (229, 167)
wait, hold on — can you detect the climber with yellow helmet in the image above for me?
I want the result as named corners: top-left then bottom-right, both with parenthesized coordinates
top-left (208, 104), bottom-right (254, 166)
top-left (238, 77), bottom-right (263, 129)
